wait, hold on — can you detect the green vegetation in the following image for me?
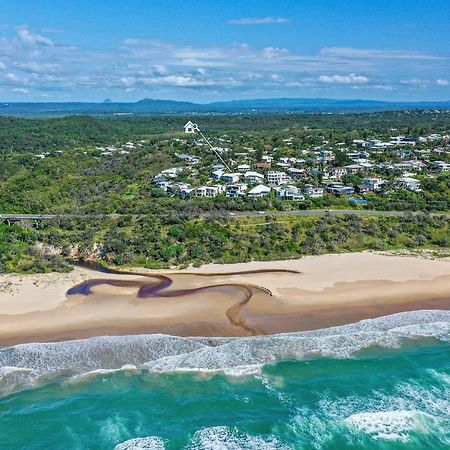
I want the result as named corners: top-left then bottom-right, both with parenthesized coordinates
top-left (1, 213), bottom-right (448, 273)
top-left (0, 223), bottom-right (70, 273)
top-left (1, 110), bottom-right (450, 153)
top-left (0, 111), bottom-right (448, 273)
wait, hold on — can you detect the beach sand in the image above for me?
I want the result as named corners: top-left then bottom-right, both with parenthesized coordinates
top-left (0, 252), bottom-right (449, 345)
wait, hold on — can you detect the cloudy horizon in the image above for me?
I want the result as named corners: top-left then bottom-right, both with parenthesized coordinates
top-left (0, 0), bottom-right (449, 102)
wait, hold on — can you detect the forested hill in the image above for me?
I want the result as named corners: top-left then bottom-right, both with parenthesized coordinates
top-left (1, 97), bottom-right (450, 117)
top-left (1, 111), bottom-right (450, 152)
top-left (0, 116), bottom-right (178, 152)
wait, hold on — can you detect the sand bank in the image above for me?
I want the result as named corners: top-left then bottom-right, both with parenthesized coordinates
top-left (0, 252), bottom-right (449, 345)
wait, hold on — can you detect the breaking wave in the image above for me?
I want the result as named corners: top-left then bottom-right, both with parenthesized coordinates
top-left (115, 436), bottom-right (166, 450)
top-left (0, 310), bottom-right (449, 395)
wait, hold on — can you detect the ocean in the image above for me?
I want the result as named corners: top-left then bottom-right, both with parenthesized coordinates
top-left (0, 310), bottom-right (449, 449)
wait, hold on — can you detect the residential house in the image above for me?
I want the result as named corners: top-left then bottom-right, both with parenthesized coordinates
top-left (344, 164), bottom-right (364, 174)
top-left (211, 169), bottom-right (224, 180)
top-left (255, 162), bottom-right (272, 170)
top-left (329, 167), bottom-right (348, 179)
top-left (433, 161), bottom-right (450, 172)
top-left (304, 185), bottom-right (324, 198)
top-left (362, 178), bottom-right (386, 191)
top-left (266, 171), bottom-right (292, 185)
top-left (393, 160), bottom-right (425, 172)
top-left (244, 171), bottom-right (264, 184)
top-left (396, 177), bottom-right (421, 192)
top-left (179, 186), bottom-right (197, 198)
top-left (225, 184), bottom-right (248, 197)
top-left (275, 185), bottom-right (305, 201)
top-left (221, 173), bottom-right (241, 183)
top-left (320, 150), bottom-right (335, 162)
top-left (237, 164), bottom-right (251, 172)
top-left (329, 185), bottom-right (355, 196)
top-left (161, 167), bottom-right (184, 179)
top-left (261, 155), bottom-right (273, 164)
top-left (287, 167), bottom-right (307, 179)
top-left (355, 185), bottom-right (371, 195)
top-left (247, 184), bottom-right (271, 198)
top-left (196, 185), bottom-right (225, 198)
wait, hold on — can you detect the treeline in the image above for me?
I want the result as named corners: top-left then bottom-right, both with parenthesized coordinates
top-left (0, 223), bottom-right (70, 273)
top-left (1, 213), bottom-right (448, 273)
top-left (1, 111), bottom-right (450, 152)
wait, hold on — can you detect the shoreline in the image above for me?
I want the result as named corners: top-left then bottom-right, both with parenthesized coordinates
top-left (0, 252), bottom-right (449, 346)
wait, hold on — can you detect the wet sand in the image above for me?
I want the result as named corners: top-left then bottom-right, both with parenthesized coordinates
top-left (0, 252), bottom-right (449, 345)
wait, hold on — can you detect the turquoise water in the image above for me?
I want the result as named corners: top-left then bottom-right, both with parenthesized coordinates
top-left (0, 311), bottom-right (449, 449)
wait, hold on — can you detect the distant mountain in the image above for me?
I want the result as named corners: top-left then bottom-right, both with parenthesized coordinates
top-left (0, 97), bottom-right (449, 117)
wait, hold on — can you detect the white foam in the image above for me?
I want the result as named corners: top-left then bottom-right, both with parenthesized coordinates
top-left (186, 426), bottom-right (291, 449)
top-left (1, 310), bottom-right (449, 395)
top-left (65, 364), bottom-right (141, 385)
top-left (427, 369), bottom-right (450, 386)
top-left (345, 410), bottom-right (428, 442)
top-left (115, 437), bottom-right (166, 450)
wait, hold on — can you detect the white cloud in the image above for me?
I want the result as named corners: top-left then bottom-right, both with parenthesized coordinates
top-left (372, 84), bottom-right (394, 91)
top-left (318, 73), bottom-right (369, 84)
top-left (120, 76), bottom-right (136, 87)
top-left (12, 87), bottom-right (29, 94)
top-left (17, 26), bottom-right (54, 46)
top-left (14, 61), bottom-right (63, 74)
top-left (320, 47), bottom-right (443, 60)
top-left (400, 78), bottom-right (429, 87)
top-left (140, 74), bottom-right (241, 88)
top-left (5, 72), bottom-right (20, 82)
top-left (262, 47), bottom-right (290, 59)
top-left (285, 81), bottom-right (308, 88)
top-left (228, 17), bottom-right (290, 25)
top-left (0, 24), bottom-right (448, 99)
top-left (270, 74), bottom-right (284, 81)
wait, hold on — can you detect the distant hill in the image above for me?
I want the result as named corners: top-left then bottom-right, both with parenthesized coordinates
top-left (0, 97), bottom-right (449, 117)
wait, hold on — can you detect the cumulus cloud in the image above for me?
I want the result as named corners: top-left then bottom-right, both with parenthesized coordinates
top-left (228, 17), bottom-right (290, 25)
top-left (318, 73), bottom-right (369, 84)
top-left (12, 87), bottom-right (29, 94)
top-left (262, 47), bottom-right (290, 59)
top-left (17, 26), bottom-right (54, 46)
top-left (121, 73), bottom-right (241, 88)
top-left (0, 24), bottom-right (448, 99)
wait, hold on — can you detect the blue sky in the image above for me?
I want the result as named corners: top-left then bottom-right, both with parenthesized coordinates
top-left (0, 0), bottom-right (449, 102)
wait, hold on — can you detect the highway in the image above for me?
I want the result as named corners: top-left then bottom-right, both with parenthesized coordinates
top-left (1, 210), bottom-right (449, 221)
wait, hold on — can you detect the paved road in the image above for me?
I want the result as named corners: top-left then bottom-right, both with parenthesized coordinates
top-left (230, 209), bottom-right (410, 217)
top-left (1, 210), bottom-right (449, 221)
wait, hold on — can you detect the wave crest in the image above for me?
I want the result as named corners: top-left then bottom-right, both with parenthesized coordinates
top-left (1, 310), bottom-right (449, 395)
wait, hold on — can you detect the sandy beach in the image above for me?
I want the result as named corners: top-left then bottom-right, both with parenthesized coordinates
top-left (0, 252), bottom-right (449, 345)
